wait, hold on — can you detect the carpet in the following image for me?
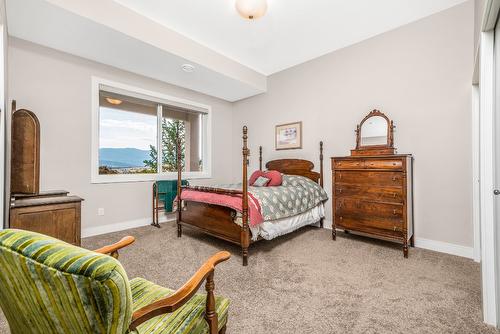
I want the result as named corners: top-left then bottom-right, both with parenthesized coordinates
top-left (0, 223), bottom-right (498, 334)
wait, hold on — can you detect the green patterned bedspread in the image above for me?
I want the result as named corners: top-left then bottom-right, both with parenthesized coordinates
top-left (217, 174), bottom-right (328, 221)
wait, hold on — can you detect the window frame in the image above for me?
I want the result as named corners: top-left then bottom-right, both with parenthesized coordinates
top-left (91, 77), bottom-right (212, 184)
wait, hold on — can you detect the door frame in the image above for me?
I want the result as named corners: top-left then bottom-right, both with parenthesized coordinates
top-left (479, 29), bottom-right (498, 327)
top-left (472, 84), bottom-right (481, 263)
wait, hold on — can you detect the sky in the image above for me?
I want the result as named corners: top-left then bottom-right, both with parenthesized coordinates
top-left (99, 107), bottom-right (157, 150)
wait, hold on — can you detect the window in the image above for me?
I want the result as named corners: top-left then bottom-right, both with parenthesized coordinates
top-left (92, 78), bottom-right (211, 183)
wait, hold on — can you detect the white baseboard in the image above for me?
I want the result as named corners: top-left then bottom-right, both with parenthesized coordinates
top-left (322, 221), bottom-right (473, 259)
top-left (83, 217), bottom-right (474, 260)
top-left (82, 215), bottom-right (175, 238)
top-left (413, 238), bottom-right (474, 259)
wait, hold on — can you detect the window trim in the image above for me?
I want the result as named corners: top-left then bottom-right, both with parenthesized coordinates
top-left (91, 77), bottom-right (212, 184)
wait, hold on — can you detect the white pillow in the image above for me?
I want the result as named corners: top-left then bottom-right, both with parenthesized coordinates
top-left (253, 176), bottom-right (270, 187)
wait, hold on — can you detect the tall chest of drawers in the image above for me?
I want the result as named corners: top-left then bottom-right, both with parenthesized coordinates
top-left (331, 155), bottom-right (413, 257)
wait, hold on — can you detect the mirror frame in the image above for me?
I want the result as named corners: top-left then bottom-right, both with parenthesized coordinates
top-left (354, 110), bottom-right (395, 154)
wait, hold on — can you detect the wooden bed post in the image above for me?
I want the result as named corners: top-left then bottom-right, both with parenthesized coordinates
top-left (319, 141), bottom-right (324, 188)
top-left (177, 136), bottom-right (183, 238)
top-left (259, 146), bottom-right (262, 171)
top-left (241, 126), bottom-right (250, 266)
top-left (319, 141), bottom-right (324, 228)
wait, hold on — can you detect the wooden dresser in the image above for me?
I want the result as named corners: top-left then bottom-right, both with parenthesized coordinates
top-left (9, 102), bottom-right (83, 246)
top-left (331, 155), bottom-right (413, 257)
top-left (10, 191), bottom-right (83, 246)
top-left (331, 109), bottom-right (414, 257)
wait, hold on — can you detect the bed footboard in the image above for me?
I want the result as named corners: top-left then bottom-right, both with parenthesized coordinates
top-left (181, 201), bottom-right (242, 244)
top-left (176, 126), bottom-right (251, 266)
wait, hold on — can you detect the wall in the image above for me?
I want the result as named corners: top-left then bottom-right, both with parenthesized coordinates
top-left (475, 0), bottom-right (486, 53)
top-left (8, 37), bottom-right (234, 235)
top-left (0, 0), bottom-right (7, 229)
top-left (232, 2), bottom-right (474, 248)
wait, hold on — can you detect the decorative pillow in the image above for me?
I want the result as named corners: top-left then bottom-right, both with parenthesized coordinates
top-left (249, 170), bottom-right (266, 185)
top-left (264, 170), bottom-right (283, 186)
top-left (253, 176), bottom-right (270, 187)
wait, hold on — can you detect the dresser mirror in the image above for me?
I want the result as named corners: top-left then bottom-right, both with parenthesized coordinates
top-left (352, 109), bottom-right (395, 156)
top-left (360, 115), bottom-right (387, 146)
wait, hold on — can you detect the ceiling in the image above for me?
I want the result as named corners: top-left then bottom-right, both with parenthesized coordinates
top-left (114, 0), bottom-right (469, 75)
top-left (7, 0), bottom-right (469, 102)
top-left (7, 0), bottom-right (267, 102)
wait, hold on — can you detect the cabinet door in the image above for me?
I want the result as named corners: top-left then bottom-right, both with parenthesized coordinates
top-left (10, 202), bottom-right (81, 245)
top-left (11, 210), bottom-right (57, 237)
top-left (54, 207), bottom-right (78, 245)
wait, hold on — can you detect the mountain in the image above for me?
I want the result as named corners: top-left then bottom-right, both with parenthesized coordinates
top-left (99, 148), bottom-right (151, 168)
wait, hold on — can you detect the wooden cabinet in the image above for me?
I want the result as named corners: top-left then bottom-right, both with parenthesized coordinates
top-left (10, 191), bottom-right (83, 246)
top-left (331, 155), bottom-right (413, 257)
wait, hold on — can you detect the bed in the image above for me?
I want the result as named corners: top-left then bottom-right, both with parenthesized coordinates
top-left (175, 126), bottom-right (327, 266)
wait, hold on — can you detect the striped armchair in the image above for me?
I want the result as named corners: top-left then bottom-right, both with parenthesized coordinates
top-left (0, 229), bottom-right (230, 334)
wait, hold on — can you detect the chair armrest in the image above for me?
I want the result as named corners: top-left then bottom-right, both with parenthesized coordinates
top-left (93, 236), bottom-right (135, 259)
top-left (129, 251), bottom-right (231, 330)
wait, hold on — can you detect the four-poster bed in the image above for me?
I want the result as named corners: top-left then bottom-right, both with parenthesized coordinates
top-left (176, 126), bottom-right (326, 266)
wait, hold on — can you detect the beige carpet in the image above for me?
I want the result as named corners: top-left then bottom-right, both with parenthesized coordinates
top-left (0, 223), bottom-right (498, 334)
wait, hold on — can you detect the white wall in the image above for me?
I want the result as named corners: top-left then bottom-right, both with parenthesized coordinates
top-left (232, 1), bottom-right (474, 248)
top-left (8, 37), bottom-right (234, 234)
top-left (0, 0), bottom-right (7, 229)
top-left (7, 2), bottom-right (476, 250)
top-left (475, 0), bottom-right (486, 53)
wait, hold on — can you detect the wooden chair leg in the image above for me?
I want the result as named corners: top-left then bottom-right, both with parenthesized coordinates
top-left (219, 325), bottom-right (227, 334)
top-left (152, 185), bottom-right (156, 226)
top-left (319, 218), bottom-right (324, 228)
top-left (151, 185), bottom-right (161, 228)
top-left (177, 223), bottom-right (182, 237)
top-left (155, 201), bottom-right (160, 228)
top-left (204, 271), bottom-right (218, 334)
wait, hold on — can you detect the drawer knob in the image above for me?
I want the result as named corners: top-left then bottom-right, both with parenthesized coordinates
top-left (339, 216), bottom-right (343, 221)
top-left (339, 189), bottom-right (343, 193)
top-left (392, 176), bottom-right (397, 181)
top-left (393, 193), bottom-right (396, 198)
top-left (393, 209), bottom-right (397, 215)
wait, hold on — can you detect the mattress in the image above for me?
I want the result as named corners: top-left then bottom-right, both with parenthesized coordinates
top-left (234, 203), bottom-right (325, 241)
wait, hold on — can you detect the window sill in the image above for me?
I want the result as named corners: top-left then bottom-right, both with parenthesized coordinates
top-left (91, 172), bottom-right (212, 184)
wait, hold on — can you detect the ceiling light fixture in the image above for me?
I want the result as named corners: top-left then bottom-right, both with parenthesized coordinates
top-left (235, 0), bottom-right (267, 20)
top-left (106, 97), bottom-right (123, 105)
top-left (181, 64), bottom-right (195, 73)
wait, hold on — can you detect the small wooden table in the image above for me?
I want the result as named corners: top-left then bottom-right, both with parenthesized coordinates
top-left (10, 190), bottom-right (84, 246)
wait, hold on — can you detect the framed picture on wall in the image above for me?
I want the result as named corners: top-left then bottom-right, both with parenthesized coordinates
top-left (275, 121), bottom-right (302, 150)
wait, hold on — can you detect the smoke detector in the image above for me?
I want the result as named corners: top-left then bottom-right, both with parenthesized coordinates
top-left (181, 64), bottom-right (195, 73)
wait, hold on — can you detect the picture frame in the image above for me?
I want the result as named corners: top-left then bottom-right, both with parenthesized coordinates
top-left (275, 121), bottom-right (302, 150)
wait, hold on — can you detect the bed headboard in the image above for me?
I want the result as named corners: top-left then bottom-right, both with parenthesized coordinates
top-left (262, 142), bottom-right (324, 187)
top-left (265, 159), bottom-right (321, 183)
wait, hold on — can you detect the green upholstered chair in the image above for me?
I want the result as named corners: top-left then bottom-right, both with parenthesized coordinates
top-left (153, 180), bottom-right (189, 227)
top-left (0, 229), bottom-right (230, 334)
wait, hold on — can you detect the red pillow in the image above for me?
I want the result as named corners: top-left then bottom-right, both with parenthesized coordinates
top-left (249, 170), bottom-right (266, 185)
top-left (264, 170), bottom-right (282, 186)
